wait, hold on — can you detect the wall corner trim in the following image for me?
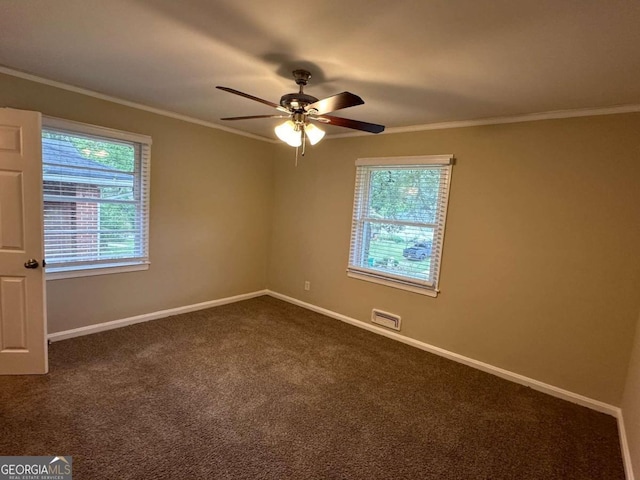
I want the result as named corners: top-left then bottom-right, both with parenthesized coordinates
top-left (618, 410), bottom-right (636, 480)
top-left (47, 289), bottom-right (269, 342)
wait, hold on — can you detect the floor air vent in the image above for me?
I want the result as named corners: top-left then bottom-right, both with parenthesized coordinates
top-left (371, 309), bottom-right (401, 331)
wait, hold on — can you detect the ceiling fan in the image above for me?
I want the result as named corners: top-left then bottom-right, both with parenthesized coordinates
top-left (216, 69), bottom-right (385, 156)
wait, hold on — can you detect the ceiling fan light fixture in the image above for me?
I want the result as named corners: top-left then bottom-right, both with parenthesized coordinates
top-left (219, 68), bottom-right (385, 156)
top-left (275, 120), bottom-right (302, 147)
top-left (304, 123), bottom-right (325, 145)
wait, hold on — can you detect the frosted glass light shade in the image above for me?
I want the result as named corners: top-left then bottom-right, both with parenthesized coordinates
top-left (275, 120), bottom-right (302, 147)
top-left (304, 123), bottom-right (325, 145)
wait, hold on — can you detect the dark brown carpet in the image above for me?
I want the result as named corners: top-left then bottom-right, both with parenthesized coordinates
top-left (0, 296), bottom-right (625, 479)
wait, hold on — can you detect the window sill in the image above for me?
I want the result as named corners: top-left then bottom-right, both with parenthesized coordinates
top-left (347, 271), bottom-right (438, 297)
top-left (46, 262), bottom-right (150, 281)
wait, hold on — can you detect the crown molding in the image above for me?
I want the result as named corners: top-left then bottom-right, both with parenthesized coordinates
top-left (0, 65), bottom-right (277, 144)
top-left (326, 104), bottom-right (640, 140)
top-left (3, 65), bottom-right (639, 143)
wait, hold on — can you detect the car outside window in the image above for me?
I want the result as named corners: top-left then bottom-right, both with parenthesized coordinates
top-left (347, 155), bottom-right (453, 296)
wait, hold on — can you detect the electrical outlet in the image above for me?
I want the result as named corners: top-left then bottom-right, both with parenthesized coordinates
top-left (304, 281), bottom-right (311, 291)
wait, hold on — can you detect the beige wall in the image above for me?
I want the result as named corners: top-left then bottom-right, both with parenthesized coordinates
top-left (268, 114), bottom-right (640, 405)
top-left (622, 311), bottom-right (640, 478)
top-left (2, 71), bottom-right (640, 408)
top-left (0, 73), bottom-right (274, 333)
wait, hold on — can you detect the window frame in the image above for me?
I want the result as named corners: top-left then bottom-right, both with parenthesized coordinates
top-left (347, 155), bottom-right (453, 297)
top-left (42, 116), bottom-right (152, 280)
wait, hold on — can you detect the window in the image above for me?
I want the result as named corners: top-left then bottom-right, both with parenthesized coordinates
top-left (42, 117), bottom-right (151, 279)
top-left (347, 155), bottom-right (453, 296)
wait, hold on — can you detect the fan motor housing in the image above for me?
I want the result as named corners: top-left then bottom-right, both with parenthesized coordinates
top-left (280, 92), bottom-right (318, 112)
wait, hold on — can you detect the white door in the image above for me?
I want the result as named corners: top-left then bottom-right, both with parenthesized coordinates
top-left (0, 108), bottom-right (47, 374)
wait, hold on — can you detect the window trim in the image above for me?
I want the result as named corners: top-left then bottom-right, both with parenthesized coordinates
top-left (43, 116), bottom-right (153, 145)
top-left (347, 154), bottom-right (453, 297)
top-left (46, 263), bottom-right (149, 281)
top-left (42, 116), bottom-right (152, 280)
top-left (346, 270), bottom-right (439, 297)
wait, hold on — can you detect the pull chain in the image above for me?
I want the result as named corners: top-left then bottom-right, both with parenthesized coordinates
top-left (301, 129), bottom-right (306, 157)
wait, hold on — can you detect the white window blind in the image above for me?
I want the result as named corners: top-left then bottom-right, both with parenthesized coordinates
top-left (42, 118), bottom-right (151, 276)
top-left (348, 155), bottom-right (453, 296)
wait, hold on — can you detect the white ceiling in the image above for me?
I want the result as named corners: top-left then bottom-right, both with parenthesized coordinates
top-left (1, 0), bottom-right (640, 140)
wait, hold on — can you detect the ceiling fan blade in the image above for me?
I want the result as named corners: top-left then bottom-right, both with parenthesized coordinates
top-left (306, 92), bottom-right (364, 115)
top-left (216, 86), bottom-right (288, 112)
top-left (316, 114), bottom-right (385, 134)
top-left (220, 115), bottom-right (288, 121)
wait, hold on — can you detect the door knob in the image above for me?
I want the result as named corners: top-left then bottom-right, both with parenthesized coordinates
top-left (24, 259), bottom-right (39, 269)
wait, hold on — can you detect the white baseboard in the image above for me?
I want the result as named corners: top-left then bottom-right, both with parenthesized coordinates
top-left (267, 290), bottom-right (640, 479)
top-left (47, 289), bottom-right (269, 342)
top-left (618, 411), bottom-right (636, 480)
top-left (267, 290), bottom-right (617, 416)
top-left (45, 287), bottom-right (634, 480)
